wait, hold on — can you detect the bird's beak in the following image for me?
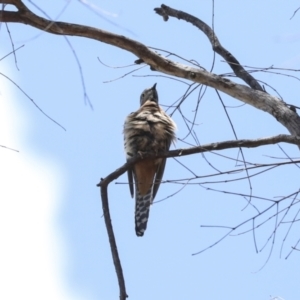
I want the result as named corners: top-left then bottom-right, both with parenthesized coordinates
top-left (152, 83), bottom-right (157, 90)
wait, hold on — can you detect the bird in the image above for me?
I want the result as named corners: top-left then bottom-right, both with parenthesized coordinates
top-left (123, 83), bottom-right (176, 236)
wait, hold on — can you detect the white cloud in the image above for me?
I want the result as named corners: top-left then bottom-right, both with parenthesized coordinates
top-left (0, 70), bottom-right (76, 299)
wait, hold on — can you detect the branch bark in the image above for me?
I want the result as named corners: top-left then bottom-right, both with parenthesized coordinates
top-left (154, 4), bottom-right (264, 92)
top-left (1, 1), bottom-right (300, 138)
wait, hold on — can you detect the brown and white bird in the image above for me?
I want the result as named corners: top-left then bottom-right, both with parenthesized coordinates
top-left (123, 83), bottom-right (176, 236)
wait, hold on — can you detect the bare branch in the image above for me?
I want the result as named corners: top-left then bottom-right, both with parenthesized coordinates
top-left (3, 2), bottom-right (300, 296)
top-left (5, 23), bottom-right (19, 70)
top-left (1, 2), bottom-right (300, 138)
top-left (97, 133), bottom-right (300, 297)
top-left (290, 6), bottom-right (300, 19)
top-left (98, 134), bottom-right (300, 188)
top-left (98, 179), bottom-right (128, 300)
top-left (0, 144), bottom-right (19, 152)
top-left (154, 4), bottom-right (264, 91)
top-left (1, 0), bottom-right (15, 5)
top-left (0, 72), bottom-right (66, 131)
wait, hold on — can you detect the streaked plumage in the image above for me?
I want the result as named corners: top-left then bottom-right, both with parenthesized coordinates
top-left (123, 83), bottom-right (176, 236)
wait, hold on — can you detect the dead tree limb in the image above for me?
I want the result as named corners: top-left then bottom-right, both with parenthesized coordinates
top-left (98, 134), bottom-right (300, 187)
top-left (97, 133), bottom-right (300, 298)
top-left (99, 179), bottom-right (128, 300)
top-left (3, 1), bottom-right (300, 298)
top-left (154, 4), bottom-right (264, 92)
top-left (1, 1), bottom-right (300, 138)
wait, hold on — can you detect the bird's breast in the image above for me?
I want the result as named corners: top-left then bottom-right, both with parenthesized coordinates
top-left (123, 103), bottom-right (175, 157)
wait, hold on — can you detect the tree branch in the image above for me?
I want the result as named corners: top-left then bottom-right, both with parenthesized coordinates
top-left (99, 134), bottom-right (300, 188)
top-left (3, 2), bottom-right (300, 297)
top-left (1, 0), bottom-right (23, 6)
top-left (1, 1), bottom-right (300, 138)
top-left (99, 179), bottom-right (128, 300)
top-left (154, 4), bottom-right (264, 92)
top-left (97, 133), bottom-right (300, 298)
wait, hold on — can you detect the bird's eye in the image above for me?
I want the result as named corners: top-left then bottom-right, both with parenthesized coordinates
top-left (141, 93), bottom-right (145, 98)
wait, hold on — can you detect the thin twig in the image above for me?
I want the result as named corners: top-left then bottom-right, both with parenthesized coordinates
top-left (0, 72), bottom-right (66, 131)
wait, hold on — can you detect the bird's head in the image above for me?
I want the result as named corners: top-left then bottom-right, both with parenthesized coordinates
top-left (140, 83), bottom-right (158, 106)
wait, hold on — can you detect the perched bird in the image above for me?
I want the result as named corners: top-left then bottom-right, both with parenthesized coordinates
top-left (123, 83), bottom-right (176, 236)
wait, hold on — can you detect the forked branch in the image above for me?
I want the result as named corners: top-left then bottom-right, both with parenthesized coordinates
top-left (97, 133), bottom-right (300, 299)
top-left (154, 4), bottom-right (264, 91)
top-left (1, 1), bottom-right (300, 137)
top-left (2, 1), bottom-right (300, 298)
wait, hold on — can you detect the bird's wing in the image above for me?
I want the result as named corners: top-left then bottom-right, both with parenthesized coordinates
top-left (127, 167), bottom-right (134, 198)
top-left (152, 112), bottom-right (174, 202)
top-left (152, 157), bottom-right (167, 201)
top-left (124, 112), bottom-right (139, 198)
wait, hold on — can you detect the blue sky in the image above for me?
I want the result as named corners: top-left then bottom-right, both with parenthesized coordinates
top-left (1, 1), bottom-right (300, 299)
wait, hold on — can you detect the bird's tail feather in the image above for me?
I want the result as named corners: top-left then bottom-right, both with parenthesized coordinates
top-left (135, 190), bottom-right (152, 236)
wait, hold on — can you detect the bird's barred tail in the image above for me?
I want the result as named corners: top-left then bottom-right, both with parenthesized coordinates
top-left (135, 190), bottom-right (152, 236)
